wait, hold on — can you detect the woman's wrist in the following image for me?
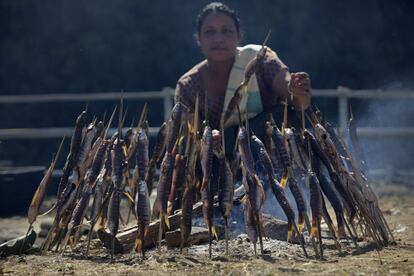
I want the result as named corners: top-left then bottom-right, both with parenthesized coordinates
top-left (292, 91), bottom-right (311, 111)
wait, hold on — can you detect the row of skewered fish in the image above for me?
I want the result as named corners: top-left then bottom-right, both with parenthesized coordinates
top-left (24, 33), bottom-right (393, 260)
top-left (23, 94), bottom-right (393, 261)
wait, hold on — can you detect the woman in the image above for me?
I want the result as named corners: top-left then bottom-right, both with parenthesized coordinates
top-left (175, 2), bottom-right (311, 156)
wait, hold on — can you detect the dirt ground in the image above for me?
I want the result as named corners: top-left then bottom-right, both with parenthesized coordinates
top-left (1, 182), bottom-right (414, 275)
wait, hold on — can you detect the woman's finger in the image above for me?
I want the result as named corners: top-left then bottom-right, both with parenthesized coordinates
top-left (291, 72), bottom-right (310, 79)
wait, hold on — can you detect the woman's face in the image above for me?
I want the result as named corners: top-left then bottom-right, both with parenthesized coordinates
top-left (198, 12), bottom-right (240, 62)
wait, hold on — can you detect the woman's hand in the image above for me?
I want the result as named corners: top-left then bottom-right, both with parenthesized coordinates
top-left (288, 72), bottom-right (311, 110)
top-left (289, 72), bottom-right (311, 97)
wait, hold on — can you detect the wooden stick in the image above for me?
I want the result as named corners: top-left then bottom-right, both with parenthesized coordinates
top-left (98, 202), bottom-right (202, 254)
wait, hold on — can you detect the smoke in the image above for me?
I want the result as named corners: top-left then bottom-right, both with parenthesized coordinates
top-left (349, 91), bottom-right (414, 173)
top-left (221, 168), bottom-right (311, 237)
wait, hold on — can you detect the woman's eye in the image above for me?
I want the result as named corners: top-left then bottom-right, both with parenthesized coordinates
top-left (222, 29), bottom-right (233, 36)
top-left (204, 29), bottom-right (216, 36)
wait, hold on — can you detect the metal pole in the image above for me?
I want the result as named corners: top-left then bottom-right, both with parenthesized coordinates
top-left (338, 89), bottom-right (349, 136)
top-left (162, 87), bottom-right (174, 122)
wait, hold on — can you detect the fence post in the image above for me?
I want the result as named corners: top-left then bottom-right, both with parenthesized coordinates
top-left (162, 87), bottom-right (174, 122)
top-left (338, 87), bottom-right (349, 136)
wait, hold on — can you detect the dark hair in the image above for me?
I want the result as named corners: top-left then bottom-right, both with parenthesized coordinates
top-left (195, 2), bottom-right (241, 36)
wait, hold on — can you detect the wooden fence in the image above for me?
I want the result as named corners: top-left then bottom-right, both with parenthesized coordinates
top-left (0, 87), bottom-right (413, 139)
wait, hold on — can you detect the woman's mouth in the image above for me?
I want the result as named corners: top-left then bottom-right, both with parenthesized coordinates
top-left (211, 47), bottom-right (227, 51)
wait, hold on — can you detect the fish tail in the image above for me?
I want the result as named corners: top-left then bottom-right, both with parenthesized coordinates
top-left (164, 214), bottom-right (170, 229)
top-left (211, 225), bottom-right (218, 240)
top-left (298, 215), bottom-right (305, 233)
top-left (280, 169), bottom-right (288, 189)
top-left (311, 224), bottom-right (319, 240)
top-left (287, 221), bottom-right (294, 241)
top-left (134, 238), bottom-right (142, 253)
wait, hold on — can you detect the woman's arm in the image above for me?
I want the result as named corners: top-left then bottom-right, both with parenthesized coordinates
top-left (259, 48), bottom-right (311, 111)
top-left (272, 70), bottom-right (311, 111)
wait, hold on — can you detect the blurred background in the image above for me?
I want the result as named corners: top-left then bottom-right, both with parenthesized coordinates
top-left (0, 0), bottom-right (413, 177)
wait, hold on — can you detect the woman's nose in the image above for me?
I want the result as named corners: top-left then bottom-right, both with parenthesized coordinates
top-left (212, 32), bottom-right (225, 43)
